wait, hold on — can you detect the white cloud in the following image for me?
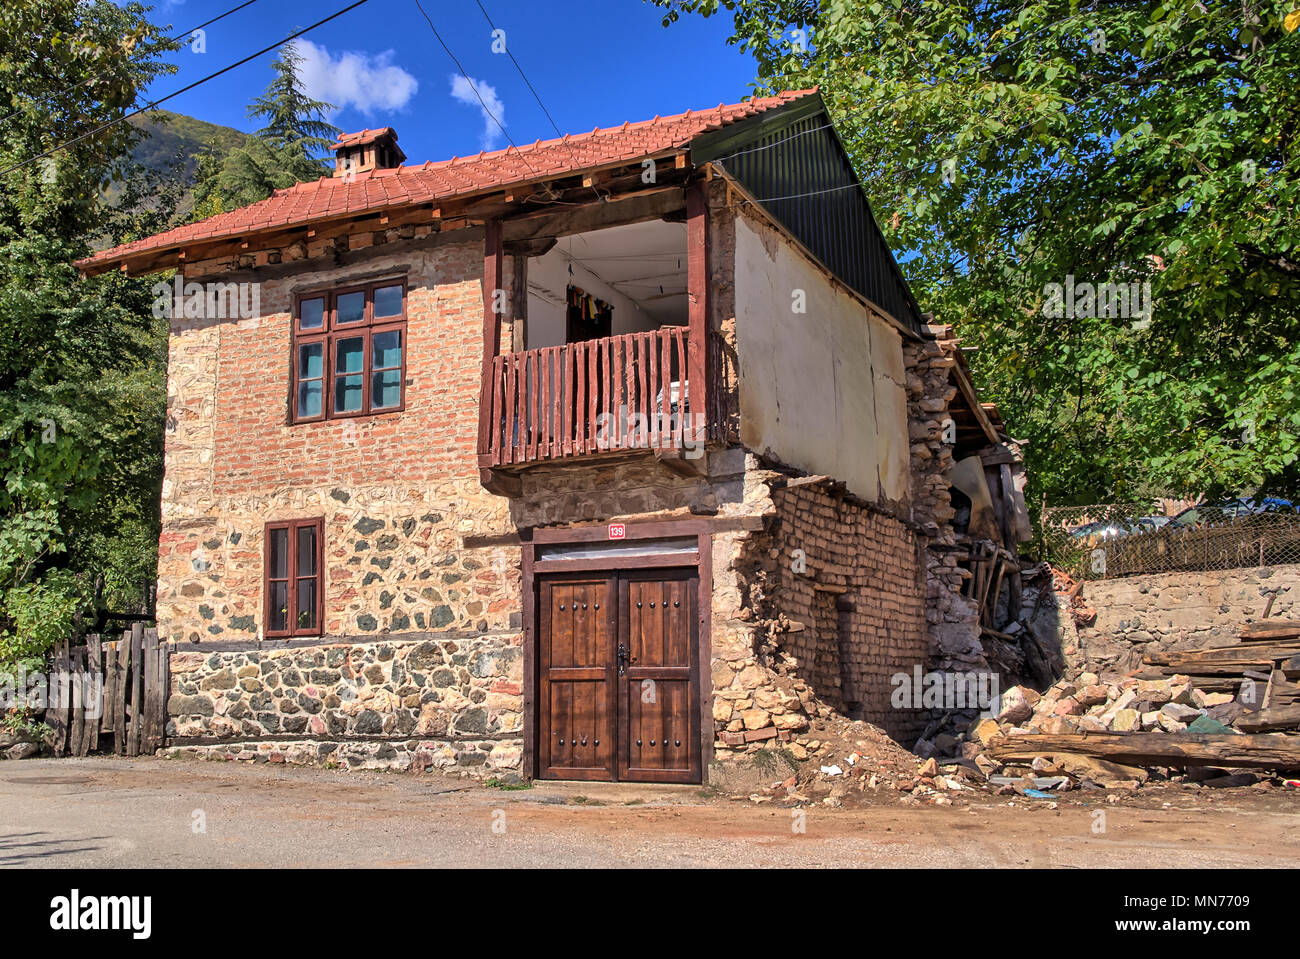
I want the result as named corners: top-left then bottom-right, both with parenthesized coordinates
top-left (296, 40), bottom-right (418, 116)
top-left (449, 75), bottom-right (506, 151)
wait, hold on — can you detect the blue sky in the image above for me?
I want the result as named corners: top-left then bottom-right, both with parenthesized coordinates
top-left (138, 0), bottom-right (764, 164)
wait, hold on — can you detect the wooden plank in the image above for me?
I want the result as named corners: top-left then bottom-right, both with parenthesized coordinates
top-left (68, 644), bottom-right (84, 759)
top-left (143, 628), bottom-right (159, 753)
top-left (563, 343), bottom-right (575, 455)
top-left (987, 732), bottom-right (1300, 769)
top-left (113, 633), bottom-right (128, 754)
top-left (504, 353), bottom-right (517, 466)
top-left (129, 622), bottom-right (145, 757)
top-left (1145, 644), bottom-right (1300, 668)
top-left (1235, 705), bottom-right (1300, 732)
top-left (100, 640), bottom-right (116, 734)
top-left (49, 639), bottom-right (69, 758)
top-left (84, 634), bottom-right (101, 755)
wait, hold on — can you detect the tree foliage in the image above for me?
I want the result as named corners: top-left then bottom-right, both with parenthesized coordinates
top-left (0, 1), bottom-right (179, 665)
top-left (657, 0), bottom-right (1300, 506)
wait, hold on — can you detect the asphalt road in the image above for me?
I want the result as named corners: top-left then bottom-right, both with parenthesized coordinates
top-left (2, 757), bottom-right (1297, 868)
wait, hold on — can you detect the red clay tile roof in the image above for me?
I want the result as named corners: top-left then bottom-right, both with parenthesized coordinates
top-left (79, 89), bottom-right (817, 275)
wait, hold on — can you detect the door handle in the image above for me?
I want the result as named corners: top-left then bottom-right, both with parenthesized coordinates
top-left (617, 642), bottom-right (628, 677)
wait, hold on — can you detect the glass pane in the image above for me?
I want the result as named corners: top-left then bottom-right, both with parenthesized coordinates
top-left (296, 525), bottom-right (317, 576)
top-left (298, 342), bottom-right (323, 378)
top-left (268, 580), bottom-right (288, 632)
top-left (372, 329), bottom-right (402, 369)
top-left (371, 369), bottom-right (402, 410)
top-left (297, 379), bottom-right (322, 419)
top-left (299, 297), bottom-right (325, 330)
top-left (335, 374), bottom-right (363, 413)
top-left (336, 336), bottom-right (364, 374)
top-left (374, 284), bottom-right (403, 317)
top-left (268, 528), bottom-right (289, 578)
top-left (295, 578), bottom-right (317, 631)
top-left (336, 290), bottom-right (365, 324)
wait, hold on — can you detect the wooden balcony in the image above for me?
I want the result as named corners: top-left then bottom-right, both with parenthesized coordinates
top-left (478, 327), bottom-right (724, 470)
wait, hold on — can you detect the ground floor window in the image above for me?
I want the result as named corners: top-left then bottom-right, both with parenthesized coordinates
top-left (264, 518), bottom-right (323, 637)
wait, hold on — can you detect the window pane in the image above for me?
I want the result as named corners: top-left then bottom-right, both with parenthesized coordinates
top-left (372, 329), bottom-right (402, 369)
top-left (371, 369), bottom-right (402, 410)
top-left (297, 379), bottom-right (322, 419)
top-left (336, 336), bottom-right (364, 374)
top-left (335, 374), bottom-right (364, 413)
top-left (336, 291), bottom-right (365, 324)
top-left (296, 525), bottom-right (317, 576)
top-left (298, 342), bottom-right (323, 378)
top-left (299, 297), bottom-right (325, 330)
top-left (268, 580), bottom-right (288, 632)
top-left (374, 284), bottom-right (403, 318)
top-left (268, 528), bottom-right (289, 579)
top-left (296, 578), bottom-right (317, 631)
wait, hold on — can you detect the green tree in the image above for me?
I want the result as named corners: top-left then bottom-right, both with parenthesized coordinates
top-left (657, 0), bottom-right (1300, 506)
top-left (0, 0), bottom-right (178, 667)
top-left (214, 42), bottom-right (339, 208)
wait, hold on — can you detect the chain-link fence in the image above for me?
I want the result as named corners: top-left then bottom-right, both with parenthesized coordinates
top-left (1041, 500), bottom-right (1300, 579)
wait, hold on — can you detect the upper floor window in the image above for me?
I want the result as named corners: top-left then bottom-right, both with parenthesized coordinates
top-left (292, 279), bottom-right (407, 422)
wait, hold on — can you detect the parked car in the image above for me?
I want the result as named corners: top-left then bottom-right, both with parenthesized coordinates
top-left (1168, 497), bottom-right (1297, 529)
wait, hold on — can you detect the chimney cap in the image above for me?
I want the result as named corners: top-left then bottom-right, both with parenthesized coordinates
top-left (328, 127), bottom-right (401, 152)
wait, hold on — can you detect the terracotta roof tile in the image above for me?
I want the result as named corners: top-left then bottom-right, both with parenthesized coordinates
top-left (79, 89), bottom-right (817, 273)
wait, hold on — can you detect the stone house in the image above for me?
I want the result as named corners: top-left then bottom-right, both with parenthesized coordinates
top-left (79, 89), bottom-right (1028, 782)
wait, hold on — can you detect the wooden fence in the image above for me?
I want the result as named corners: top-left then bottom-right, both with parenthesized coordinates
top-left (45, 624), bottom-right (170, 758)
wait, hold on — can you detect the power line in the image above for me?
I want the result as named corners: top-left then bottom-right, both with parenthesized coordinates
top-left (412, 0), bottom-right (540, 181)
top-left (0, 0), bottom-right (371, 179)
top-left (0, 0), bottom-right (263, 129)
top-left (469, 0), bottom-right (606, 201)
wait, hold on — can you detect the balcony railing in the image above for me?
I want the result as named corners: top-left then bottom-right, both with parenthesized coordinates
top-left (480, 327), bottom-right (714, 469)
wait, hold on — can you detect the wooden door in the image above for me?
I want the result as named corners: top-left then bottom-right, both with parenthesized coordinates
top-left (538, 575), bottom-right (617, 780)
top-left (537, 569), bottom-right (700, 783)
top-left (618, 571), bottom-right (700, 783)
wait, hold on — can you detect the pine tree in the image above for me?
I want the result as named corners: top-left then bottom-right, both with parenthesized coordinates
top-left (214, 42), bottom-right (340, 208)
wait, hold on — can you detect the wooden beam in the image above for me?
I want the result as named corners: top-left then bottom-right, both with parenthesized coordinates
top-left (478, 218), bottom-right (504, 480)
top-left (987, 732), bottom-right (1300, 769)
top-left (686, 180), bottom-right (709, 442)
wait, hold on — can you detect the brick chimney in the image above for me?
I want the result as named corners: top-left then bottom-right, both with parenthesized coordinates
top-left (330, 127), bottom-right (406, 178)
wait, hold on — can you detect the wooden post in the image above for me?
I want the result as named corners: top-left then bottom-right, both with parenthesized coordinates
top-left (69, 645), bottom-right (84, 758)
top-left (85, 634), bottom-right (101, 755)
top-left (49, 639), bottom-right (69, 757)
top-left (129, 622), bottom-right (144, 756)
top-left (686, 181), bottom-right (710, 444)
top-left (478, 217), bottom-right (505, 481)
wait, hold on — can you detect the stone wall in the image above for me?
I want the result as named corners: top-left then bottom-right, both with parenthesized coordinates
top-left (1075, 564), bottom-right (1300, 678)
top-left (166, 633), bottom-right (524, 776)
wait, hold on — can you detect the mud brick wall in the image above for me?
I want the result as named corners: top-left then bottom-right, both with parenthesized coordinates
top-left (166, 634), bottom-right (523, 775)
top-left (733, 482), bottom-right (930, 742)
top-left (1076, 564), bottom-right (1300, 678)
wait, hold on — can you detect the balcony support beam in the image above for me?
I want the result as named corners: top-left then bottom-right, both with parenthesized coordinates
top-left (686, 180), bottom-right (709, 444)
top-left (479, 217), bottom-right (505, 490)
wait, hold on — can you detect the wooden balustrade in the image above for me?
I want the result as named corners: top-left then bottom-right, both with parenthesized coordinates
top-left (480, 327), bottom-right (711, 467)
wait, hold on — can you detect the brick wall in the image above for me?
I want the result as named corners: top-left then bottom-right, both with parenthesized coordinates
top-left (731, 482), bottom-right (930, 742)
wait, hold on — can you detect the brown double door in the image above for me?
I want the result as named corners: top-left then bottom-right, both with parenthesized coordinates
top-left (538, 569), bottom-right (700, 783)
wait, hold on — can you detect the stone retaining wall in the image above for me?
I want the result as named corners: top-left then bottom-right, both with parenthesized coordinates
top-left (1076, 564), bottom-right (1300, 678)
top-left (166, 632), bottom-right (524, 776)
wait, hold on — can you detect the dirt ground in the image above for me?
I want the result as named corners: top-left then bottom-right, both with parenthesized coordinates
top-left (1, 756), bottom-right (1297, 868)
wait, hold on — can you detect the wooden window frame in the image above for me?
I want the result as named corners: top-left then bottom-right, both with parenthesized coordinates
top-left (291, 278), bottom-right (408, 423)
top-left (264, 518), bottom-right (325, 638)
